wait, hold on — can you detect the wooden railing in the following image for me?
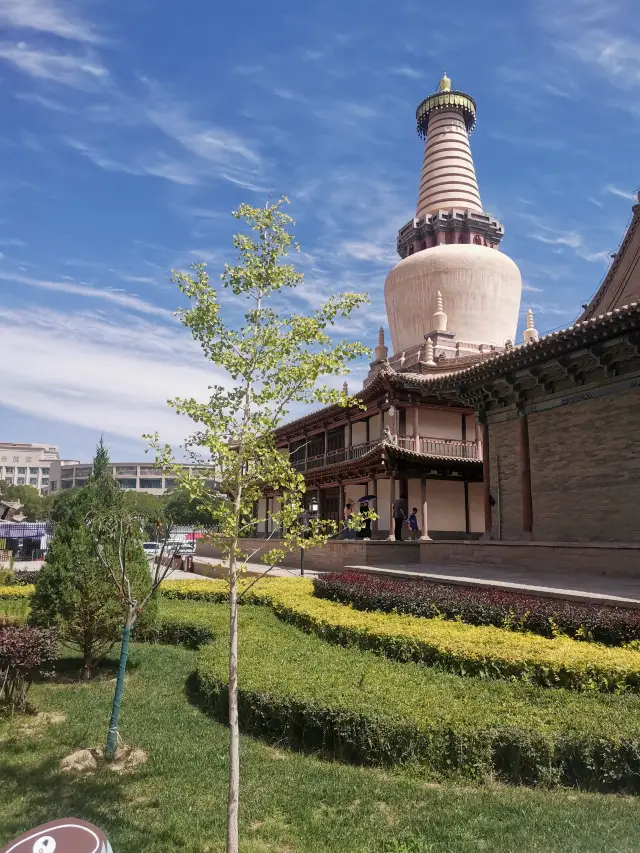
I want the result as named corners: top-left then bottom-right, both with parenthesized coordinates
top-left (291, 441), bottom-right (378, 471)
top-left (291, 436), bottom-right (478, 470)
top-left (397, 436), bottom-right (478, 459)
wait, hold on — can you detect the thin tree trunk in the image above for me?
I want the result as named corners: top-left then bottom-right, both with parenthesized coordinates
top-left (227, 555), bottom-right (240, 853)
top-left (105, 606), bottom-right (135, 760)
top-left (82, 633), bottom-right (93, 681)
top-left (226, 288), bottom-right (259, 853)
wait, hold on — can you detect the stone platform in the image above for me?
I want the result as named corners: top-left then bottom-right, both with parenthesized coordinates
top-left (196, 537), bottom-right (640, 577)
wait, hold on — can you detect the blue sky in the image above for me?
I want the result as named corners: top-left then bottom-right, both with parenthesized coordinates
top-left (1, 0), bottom-right (639, 462)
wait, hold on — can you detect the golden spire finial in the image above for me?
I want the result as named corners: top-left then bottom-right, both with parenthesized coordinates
top-left (439, 71), bottom-right (451, 92)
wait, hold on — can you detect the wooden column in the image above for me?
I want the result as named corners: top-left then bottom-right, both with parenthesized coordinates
top-left (365, 417), bottom-right (370, 445)
top-left (338, 481), bottom-right (345, 535)
top-left (323, 428), bottom-right (328, 465)
top-left (346, 421), bottom-right (352, 451)
top-left (265, 496), bottom-right (271, 536)
top-left (481, 417), bottom-right (492, 534)
top-left (463, 481), bottom-right (470, 534)
top-left (419, 477), bottom-right (431, 540)
top-left (371, 476), bottom-right (378, 536)
top-left (304, 431), bottom-right (308, 470)
top-left (519, 411), bottom-right (533, 536)
top-left (387, 473), bottom-right (396, 541)
top-left (412, 406), bottom-right (420, 451)
top-left (474, 419), bottom-right (483, 461)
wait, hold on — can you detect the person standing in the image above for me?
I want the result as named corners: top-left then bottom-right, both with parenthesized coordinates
top-left (408, 507), bottom-right (419, 540)
top-left (392, 493), bottom-right (408, 541)
top-left (343, 502), bottom-right (354, 539)
top-left (357, 501), bottom-right (372, 540)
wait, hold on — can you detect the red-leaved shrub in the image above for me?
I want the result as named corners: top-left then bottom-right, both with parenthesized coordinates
top-left (0, 626), bottom-right (57, 712)
top-left (313, 572), bottom-right (640, 647)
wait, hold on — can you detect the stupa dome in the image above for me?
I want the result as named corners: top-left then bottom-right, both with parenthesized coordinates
top-left (384, 243), bottom-right (522, 354)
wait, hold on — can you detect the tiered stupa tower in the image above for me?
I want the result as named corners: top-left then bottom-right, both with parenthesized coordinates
top-left (383, 73), bottom-right (522, 370)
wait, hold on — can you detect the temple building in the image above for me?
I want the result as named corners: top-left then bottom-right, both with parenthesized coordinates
top-left (257, 74), bottom-right (527, 540)
top-left (208, 69), bottom-right (640, 576)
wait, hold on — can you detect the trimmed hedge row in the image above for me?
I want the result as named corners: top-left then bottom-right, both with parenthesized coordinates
top-left (0, 585), bottom-right (34, 599)
top-left (313, 571), bottom-right (640, 647)
top-left (159, 578), bottom-right (640, 694)
top-left (0, 586), bottom-right (215, 648)
top-left (135, 600), bottom-right (217, 648)
top-left (7, 579), bottom-right (640, 693)
top-left (196, 603), bottom-right (640, 792)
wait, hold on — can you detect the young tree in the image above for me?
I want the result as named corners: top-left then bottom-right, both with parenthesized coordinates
top-left (90, 513), bottom-right (181, 759)
top-left (148, 197), bottom-right (369, 853)
top-left (29, 440), bottom-right (153, 680)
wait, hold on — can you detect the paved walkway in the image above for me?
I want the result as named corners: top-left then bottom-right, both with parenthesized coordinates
top-left (15, 558), bottom-right (640, 606)
top-left (345, 562), bottom-right (640, 606)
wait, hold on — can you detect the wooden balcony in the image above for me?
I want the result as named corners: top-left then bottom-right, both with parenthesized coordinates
top-left (396, 436), bottom-right (478, 459)
top-left (291, 435), bottom-right (478, 471)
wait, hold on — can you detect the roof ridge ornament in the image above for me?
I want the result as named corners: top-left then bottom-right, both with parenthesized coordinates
top-left (438, 71), bottom-right (451, 92)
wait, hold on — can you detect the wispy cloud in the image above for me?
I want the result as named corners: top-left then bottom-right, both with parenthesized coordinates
top-left (491, 131), bottom-right (565, 151)
top-left (532, 231), bottom-right (582, 249)
top-left (340, 241), bottom-right (396, 265)
top-left (0, 271), bottom-right (173, 317)
top-left (0, 0), bottom-right (101, 43)
top-left (14, 91), bottom-right (74, 112)
top-left (531, 227), bottom-right (611, 264)
top-left (0, 306), bottom-right (228, 442)
top-left (538, 0), bottom-right (640, 93)
top-left (63, 137), bottom-right (201, 185)
top-left (0, 41), bottom-right (108, 88)
top-left (390, 66), bottom-right (421, 79)
top-left (606, 183), bottom-right (638, 201)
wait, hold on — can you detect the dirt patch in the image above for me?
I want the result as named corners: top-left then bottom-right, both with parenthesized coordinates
top-left (60, 748), bottom-right (101, 774)
top-left (18, 711), bottom-right (67, 735)
top-left (60, 744), bottom-right (148, 775)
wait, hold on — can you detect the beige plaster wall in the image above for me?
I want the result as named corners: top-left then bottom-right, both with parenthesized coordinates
top-left (468, 481), bottom-right (484, 533)
top-left (377, 477), bottom-right (391, 529)
top-left (407, 478), bottom-right (422, 520)
top-left (257, 497), bottom-right (267, 534)
top-left (369, 413), bottom-right (381, 440)
top-left (352, 420), bottom-right (368, 445)
top-left (427, 479), bottom-right (466, 531)
top-left (419, 408), bottom-right (464, 440)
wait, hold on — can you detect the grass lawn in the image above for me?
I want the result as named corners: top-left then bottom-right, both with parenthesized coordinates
top-left (1, 613), bottom-right (640, 852)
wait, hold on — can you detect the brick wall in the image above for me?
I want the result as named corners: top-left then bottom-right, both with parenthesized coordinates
top-left (528, 387), bottom-right (640, 542)
top-left (488, 419), bottom-right (522, 539)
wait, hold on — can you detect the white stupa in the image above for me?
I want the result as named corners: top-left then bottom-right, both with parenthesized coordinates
top-left (383, 73), bottom-right (522, 361)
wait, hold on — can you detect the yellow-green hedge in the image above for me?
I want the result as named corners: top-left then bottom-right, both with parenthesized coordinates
top-left (7, 578), bottom-right (640, 693)
top-left (0, 585), bottom-right (34, 599)
top-left (161, 577), bottom-right (640, 694)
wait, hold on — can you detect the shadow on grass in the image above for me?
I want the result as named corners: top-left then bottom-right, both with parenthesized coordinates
top-left (0, 743), bottom-right (186, 851)
top-left (33, 653), bottom-right (143, 685)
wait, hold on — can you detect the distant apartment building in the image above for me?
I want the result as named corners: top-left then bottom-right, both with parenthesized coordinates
top-left (0, 442), bottom-right (63, 494)
top-left (48, 460), bottom-right (218, 496)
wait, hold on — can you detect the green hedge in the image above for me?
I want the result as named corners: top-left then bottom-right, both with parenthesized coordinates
top-left (0, 589), bottom-right (216, 649)
top-left (196, 604), bottom-right (640, 792)
top-left (135, 600), bottom-right (217, 648)
top-left (160, 578), bottom-right (640, 694)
